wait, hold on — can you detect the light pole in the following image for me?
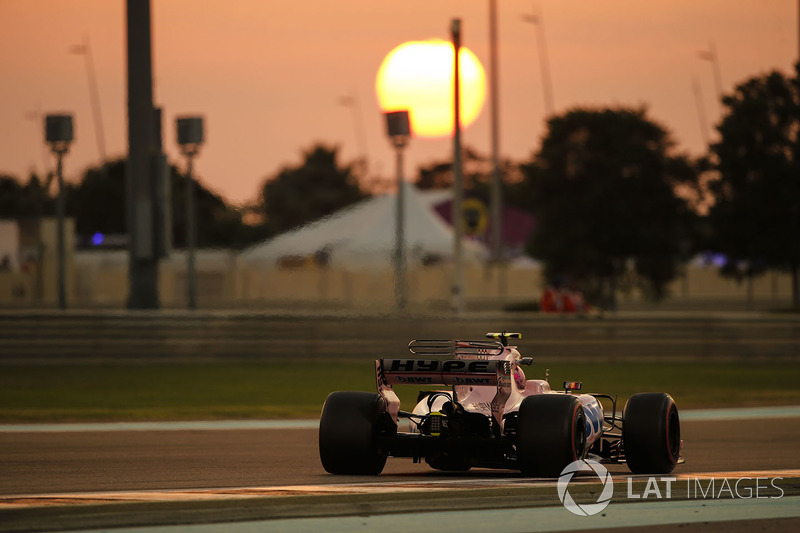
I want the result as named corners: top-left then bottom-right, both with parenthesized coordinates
top-left (340, 92), bottom-right (369, 178)
top-left (452, 18), bottom-right (465, 315)
top-left (698, 41), bottom-right (724, 117)
top-left (522, 5), bottom-right (555, 117)
top-left (45, 114), bottom-right (74, 310)
top-left (177, 116), bottom-right (204, 310)
top-left (488, 0), bottom-right (503, 266)
top-left (385, 110), bottom-right (411, 310)
top-left (126, 0), bottom-right (159, 309)
top-left (692, 77), bottom-right (710, 147)
top-left (70, 35), bottom-right (107, 166)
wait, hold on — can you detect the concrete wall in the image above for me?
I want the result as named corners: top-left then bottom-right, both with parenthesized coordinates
top-left (66, 256), bottom-right (795, 312)
top-left (0, 218), bottom-right (75, 307)
top-left (66, 254), bottom-right (543, 311)
top-left (1, 243), bottom-right (796, 311)
top-left (236, 264), bottom-right (542, 311)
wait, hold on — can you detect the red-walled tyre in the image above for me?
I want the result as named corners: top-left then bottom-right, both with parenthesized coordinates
top-left (517, 394), bottom-right (586, 477)
top-left (623, 392), bottom-right (681, 474)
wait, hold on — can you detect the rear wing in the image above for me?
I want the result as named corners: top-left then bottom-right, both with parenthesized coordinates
top-left (408, 339), bottom-right (505, 359)
top-left (407, 332), bottom-right (521, 358)
top-left (380, 358), bottom-right (502, 386)
top-left (376, 358), bottom-right (512, 435)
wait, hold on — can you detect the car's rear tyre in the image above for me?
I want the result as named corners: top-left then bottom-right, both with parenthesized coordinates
top-left (623, 392), bottom-right (680, 474)
top-left (319, 391), bottom-right (388, 475)
top-left (517, 394), bottom-right (586, 477)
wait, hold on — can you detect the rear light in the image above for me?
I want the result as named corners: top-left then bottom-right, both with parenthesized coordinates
top-left (429, 412), bottom-right (444, 436)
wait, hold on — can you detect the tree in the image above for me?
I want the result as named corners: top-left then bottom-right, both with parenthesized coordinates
top-left (67, 160), bottom-right (127, 236)
top-left (66, 158), bottom-right (267, 249)
top-left (0, 175), bottom-right (25, 218)
top-left (707, 64), bottom-right (800, 309)
top-left (415, 147), bottom-right (521, 195)
top-left (0, 172), bottom-right (55, 218)
top-left (259, 145), bottom-right (365, 233)
top-left (517, 107), bottom-right (700, 306)
top-left (418, 147), bottom-right (488, 191)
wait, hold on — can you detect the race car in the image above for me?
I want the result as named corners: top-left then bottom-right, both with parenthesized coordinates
top-left (319, 332), bottom-right (683, 477)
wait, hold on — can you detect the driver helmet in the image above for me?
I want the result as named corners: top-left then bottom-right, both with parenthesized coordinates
top-left (513, 366), bottom-right (526, 390)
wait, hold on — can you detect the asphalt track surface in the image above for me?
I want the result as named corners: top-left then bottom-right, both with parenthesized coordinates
top-left (0, 416), bottom-right (798, 497)
top-left (1, 413), bottom-right (800, 532)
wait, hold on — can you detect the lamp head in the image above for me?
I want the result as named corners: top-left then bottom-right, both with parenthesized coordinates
top-left (385, 110), bottom-right (411, 149)
top-left (45, 114), bottom-right (74, 154)
top-left (177, 116), bottom-right (204, 156)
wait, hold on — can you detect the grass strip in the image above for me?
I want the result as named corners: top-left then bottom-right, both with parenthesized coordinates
top-left (1, 360), bottom-right (798, 422)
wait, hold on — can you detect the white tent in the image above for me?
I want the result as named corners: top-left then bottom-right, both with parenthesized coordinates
top-left (241, 182), bottom-right (487, 269)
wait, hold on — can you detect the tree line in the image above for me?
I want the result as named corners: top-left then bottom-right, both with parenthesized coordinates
top-left (1, 63), bottom-right (798, 308)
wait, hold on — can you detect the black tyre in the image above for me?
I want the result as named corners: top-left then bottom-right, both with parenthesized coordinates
top-left (623, 392), bottom-right (681, 474)
top-left (516, 394), bottom-right (587, 477)
top-left (319, 391), bottom-right (388, 475)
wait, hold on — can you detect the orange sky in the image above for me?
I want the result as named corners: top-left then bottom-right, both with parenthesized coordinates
top-left (0, 0), bottom-right (797, 206)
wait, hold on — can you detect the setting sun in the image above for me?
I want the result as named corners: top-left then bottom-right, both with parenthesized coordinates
top-left (375, 39), bottom-right (487, 138)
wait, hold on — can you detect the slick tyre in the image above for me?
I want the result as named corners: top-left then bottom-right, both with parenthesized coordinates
top-left (623, 392), bottom-right (681, 474)
top-left (517, 394), bottom-right (586, 477)
top-left (319, 391), bottom-right (388, 475)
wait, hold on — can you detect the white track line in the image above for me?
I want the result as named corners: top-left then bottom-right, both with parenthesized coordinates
top-left (0, 419), bottom-right (319, 433)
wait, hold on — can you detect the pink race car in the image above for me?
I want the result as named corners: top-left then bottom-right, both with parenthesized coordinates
top-left (320, 332), bottom-right (682, 477)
